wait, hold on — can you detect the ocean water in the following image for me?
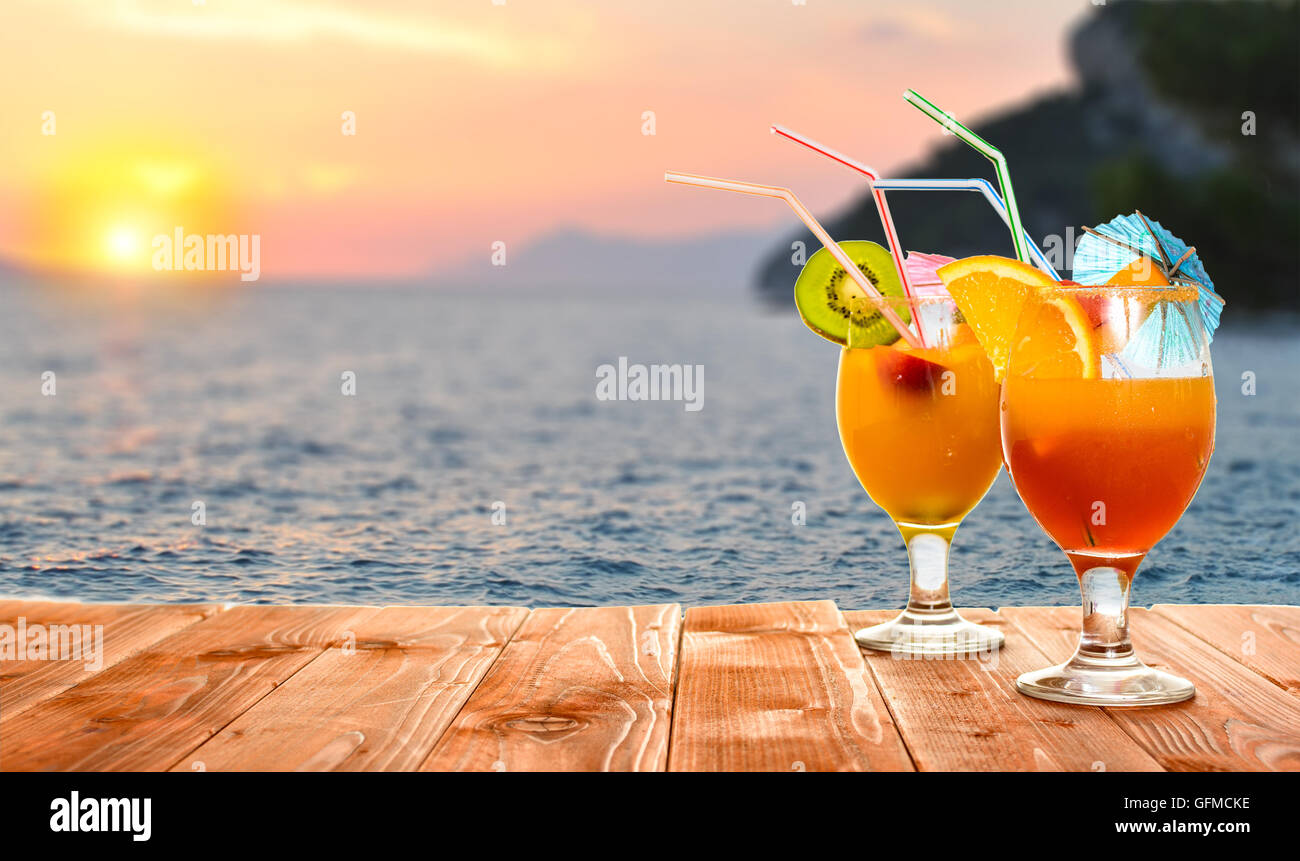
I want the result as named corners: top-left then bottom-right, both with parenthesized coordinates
top-left (0, 282), bottom-right (1295, 609)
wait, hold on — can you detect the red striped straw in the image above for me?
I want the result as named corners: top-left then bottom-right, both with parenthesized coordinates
top-left (770, 124), bottom-right (926, 346)
top-left (665, 171), bottom-right (922, 349)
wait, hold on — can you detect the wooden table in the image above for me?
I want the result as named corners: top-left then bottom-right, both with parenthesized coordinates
top-left (1, 600), bottom-right (1296, 771)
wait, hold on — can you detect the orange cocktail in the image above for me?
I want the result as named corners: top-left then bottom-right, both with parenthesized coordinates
top-left (838, 334), bottom-right (1001, 528)
top-left (835, 294), bottom-right (1005, 655)
top-left (1000, 284), bottom-right (1215, 705)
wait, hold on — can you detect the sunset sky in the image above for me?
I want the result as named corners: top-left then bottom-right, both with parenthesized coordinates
top-left (0, 0), bottom-right (1090, 281)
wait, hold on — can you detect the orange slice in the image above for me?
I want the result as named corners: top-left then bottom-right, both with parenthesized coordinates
top-left (937, 255), bottom-right (1058, 381)
top-left (1011, 295), bottom-right (1100, 379)
top-left (1106, 255), bottom-right (1170, 286)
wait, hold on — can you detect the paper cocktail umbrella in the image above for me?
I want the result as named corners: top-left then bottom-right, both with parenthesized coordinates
top-left (1073, 211), bottom-right (1224, 339)
top-left (1073, 212), bottom-right (1223, 370)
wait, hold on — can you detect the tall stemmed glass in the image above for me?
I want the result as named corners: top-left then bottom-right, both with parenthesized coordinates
top-left (1001, 285), bottom-right (1215, 704)
top-left (837, 294), bottom-right (1005, 655)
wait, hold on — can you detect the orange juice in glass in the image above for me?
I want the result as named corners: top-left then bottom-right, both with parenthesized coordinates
top-left (837, 294), bottom-right (1005, 655)
top-left (1001, 285), bottom-right (1215, 705)
top-left (1002, 375), bottom-right (1215, 560)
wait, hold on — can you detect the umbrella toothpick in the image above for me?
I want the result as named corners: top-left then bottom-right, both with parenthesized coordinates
top-left (1168, 246), bottom-right (1196, 278)
top-left (1080, 225), bottom-right (1146, 258)
top-left (1135, 210), bottom-right (1174, 269)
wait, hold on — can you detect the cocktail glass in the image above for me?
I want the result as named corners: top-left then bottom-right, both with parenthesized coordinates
top-left (838, 294), bottom-right (1006, 655)
top-left (1001, 285), bottom-right (1215, 705)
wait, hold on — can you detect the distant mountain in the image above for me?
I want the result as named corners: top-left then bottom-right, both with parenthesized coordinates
top-left (431, 226), bottom-right (783, 293)
top-left (755, 0), bottom-right (1299, 310)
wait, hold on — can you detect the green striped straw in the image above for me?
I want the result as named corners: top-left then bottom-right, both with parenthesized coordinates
top-left (903, 89), bottom-right (1031, 265)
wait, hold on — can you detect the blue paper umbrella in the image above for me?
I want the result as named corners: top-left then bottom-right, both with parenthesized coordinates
top-left (1072, 212), bottom-right (1223, 370)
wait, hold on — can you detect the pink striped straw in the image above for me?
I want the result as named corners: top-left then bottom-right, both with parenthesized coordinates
top-left (665, 170), bottom-right (922, 349)
top-left (770, 124), bottom-right (925, 345)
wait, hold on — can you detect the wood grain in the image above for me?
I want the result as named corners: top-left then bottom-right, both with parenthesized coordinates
top-left (1152, 604), bottom-right (1300, 696)
top-left (1002, 606), bottom-right (1300, 772)
top-left (176, 606), bottom-right (527, 771)
top-left (422, 604), bottom-right (680, 772)
top-left (2, 600), bottom-right (1296, 773)
top-left (0, 605), bottom-right (375, 771)
top-left (669, 601), bottom-right (911, 772)
top-left (1, 602), bottom-right (221, 721)
top-left (846, 609), bottom-right (1162, 771)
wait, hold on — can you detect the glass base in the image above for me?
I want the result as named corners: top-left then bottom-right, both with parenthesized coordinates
top-left (1016, 654), bottom-right (1194, 706)
top-left (855, 609), bottom-right (1004, 657)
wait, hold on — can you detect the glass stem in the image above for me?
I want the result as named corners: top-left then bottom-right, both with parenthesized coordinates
top-left (900, 524), bottom-right (959, 620)
top-left (1068, 555), bottom-right (1143, 664)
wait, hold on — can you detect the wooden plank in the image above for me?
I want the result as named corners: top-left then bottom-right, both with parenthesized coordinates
top-left (1152, 605), bottom-right (1300, 696)
top-left (422, 604), bottom-right (680, 772)
top-left (669, 601), bottom-right (912, 772)
top-left (845, 609), bottom-right (1162, 772)
top-left (1, 602), bottom-right (221, 721)
top-left (0, 605), bottom-right (375, 772)
top-left (1002, 606), bottom-right (1300, 772)
top-left (175, 606), bottom-right (527, 771)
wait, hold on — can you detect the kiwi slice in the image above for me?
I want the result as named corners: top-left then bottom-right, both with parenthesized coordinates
top-left (793, 240), bottom-right (909, 346)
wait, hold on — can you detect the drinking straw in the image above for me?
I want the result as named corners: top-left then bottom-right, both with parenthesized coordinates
top-left (664, 171), bottom-right (922, 348)
top-left (770, 124), bottom-right (925, 343)
top-left (903, 89), bottom-right (1031, 265)
top-left (770, 126), bottom-right (916, 296)
top-left (870, 177), bottom-right (1062, 280)
top-left (771, 124), bottom-right (1061, 282)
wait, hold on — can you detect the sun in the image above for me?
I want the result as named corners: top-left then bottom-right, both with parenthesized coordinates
top-left (104, 226), bottom-right (141, 265)
top-left (24, 136), bottom-right (236, 277)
